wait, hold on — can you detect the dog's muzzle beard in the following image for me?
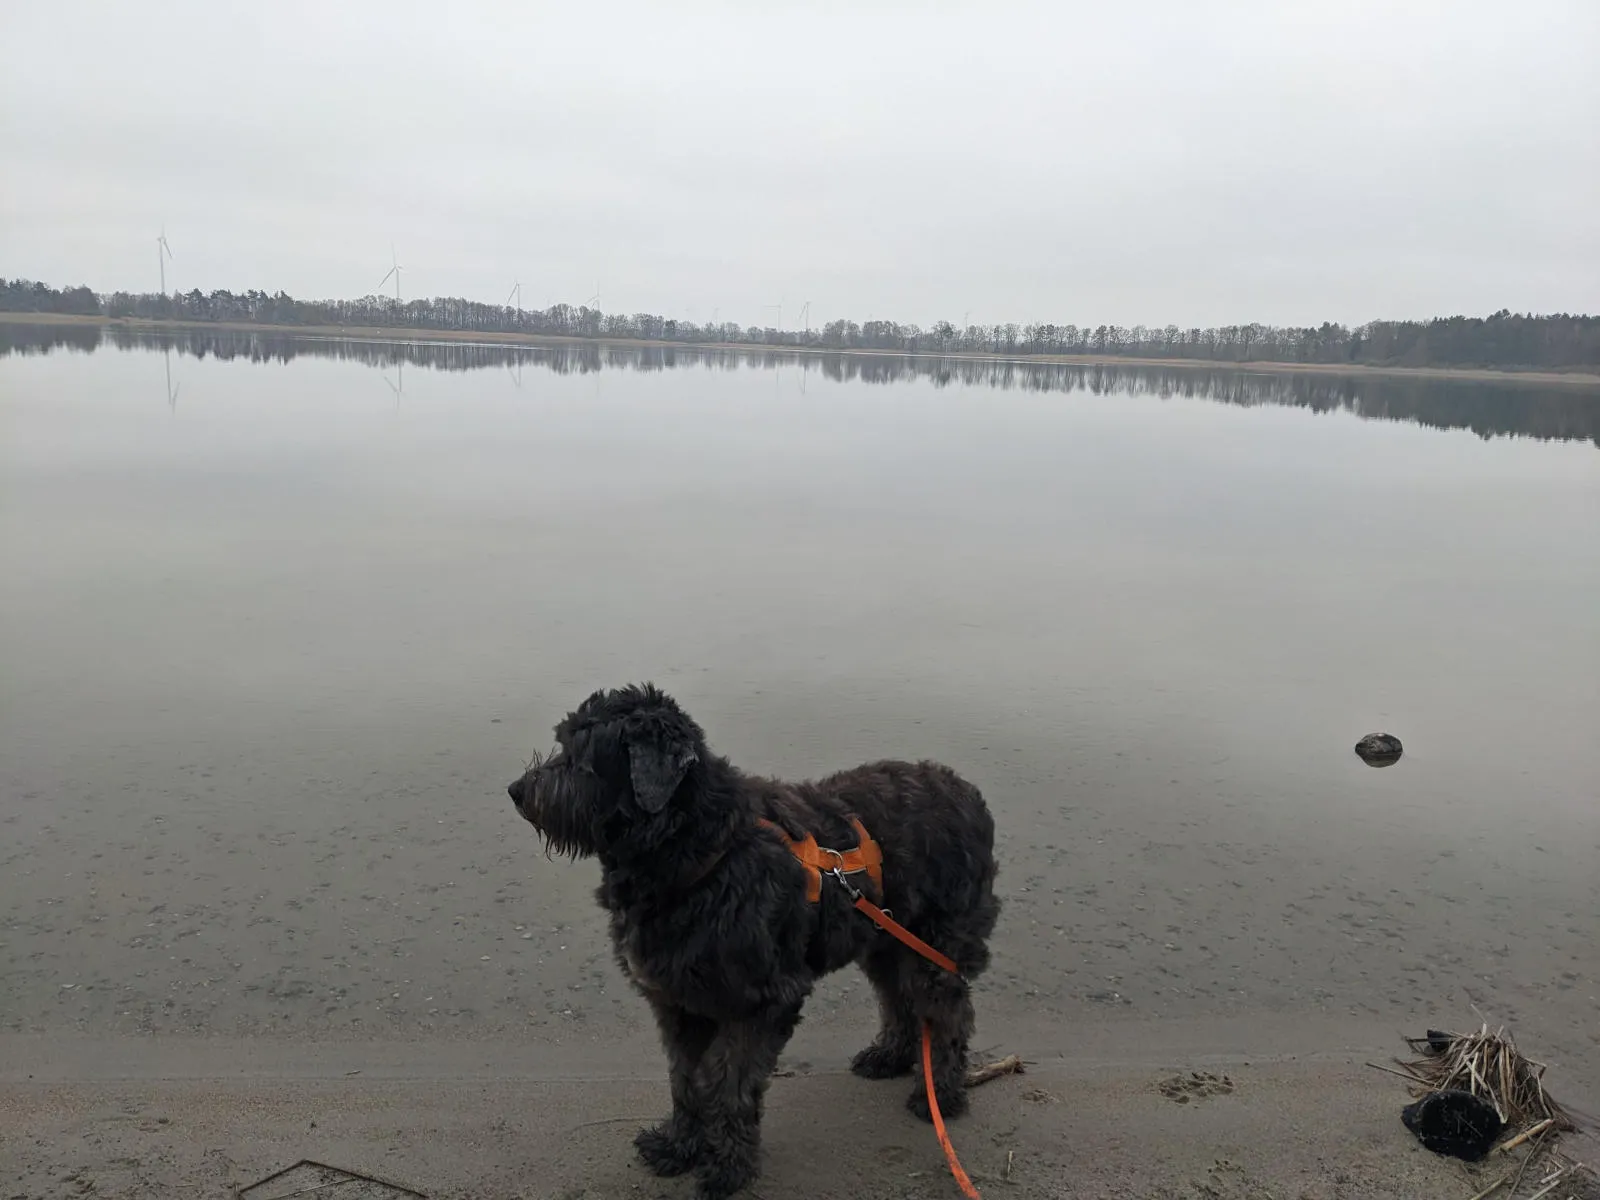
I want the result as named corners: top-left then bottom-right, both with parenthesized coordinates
top-left (508, 758), bottom-right (609, 859)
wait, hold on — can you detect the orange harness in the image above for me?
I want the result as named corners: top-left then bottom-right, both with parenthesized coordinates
top-left (759, 815), bottom-right (979, 1198)
top-left (757, 816), bottom-right (883, 903)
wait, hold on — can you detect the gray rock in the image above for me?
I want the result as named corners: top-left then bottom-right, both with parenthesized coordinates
top-left (1355, 732), bottom-right (1403, 767)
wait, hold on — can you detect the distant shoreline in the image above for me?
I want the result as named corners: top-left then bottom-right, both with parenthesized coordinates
top-left (7, 311), bottom-right (1599, 386)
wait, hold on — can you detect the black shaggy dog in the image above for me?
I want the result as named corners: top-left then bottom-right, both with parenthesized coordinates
top-left (507, 683), bottom-right (1000, 1199)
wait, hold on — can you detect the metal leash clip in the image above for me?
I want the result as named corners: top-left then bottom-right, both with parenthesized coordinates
top-left (829, 857), bottom-right (892, 918)
top-left (824, 848), bottom-right (863, 901)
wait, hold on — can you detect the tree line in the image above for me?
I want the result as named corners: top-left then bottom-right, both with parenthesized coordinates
top-left (6, 322), bottom-right (1593, 445)
top-left (3, 277), bottom-right (1597, 370)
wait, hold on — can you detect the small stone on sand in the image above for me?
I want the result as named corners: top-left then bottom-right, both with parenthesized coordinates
top-left (1354, 732), bottom-right (1403, 767)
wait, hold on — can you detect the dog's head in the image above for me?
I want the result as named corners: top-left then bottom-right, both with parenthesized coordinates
top-left (507, 683), bottom-right (705, 860)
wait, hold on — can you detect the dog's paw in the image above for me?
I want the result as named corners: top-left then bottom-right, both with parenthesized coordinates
top-left (851, 1041), bottom-right (916, 1079)
top-left (634, 1122), bottom-right (701, 1177)
top-left (905, 1082), bottom-right (969, 1124)
top-left (694, 1154), bottom-right (758, 1200)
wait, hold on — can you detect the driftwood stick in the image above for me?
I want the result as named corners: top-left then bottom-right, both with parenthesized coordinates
top-left (257, 1164), bottom-right (423, 1200)
top-left (1463, 1169), bottom-right (1514, 1200)
top-left (258, 1182), bottom-right (362, 1200)
top-left (1365, 1060), bottom-right (1426, 1083)
top-left (966, 1055), bottom-right (1026, 1087)
top-left (1506, 1128), bottom-right (1551, 1198)
top-left (569, 1114), bottom-right (654, 1132)
top-left (1521, 1171), bottom-right (1568, 1200)
top-left (1498, 1118), bottom-right (1555, 1154)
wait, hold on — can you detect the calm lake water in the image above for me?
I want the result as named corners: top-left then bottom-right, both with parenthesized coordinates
top-left (2, 327), bottom-right (1596, 1085)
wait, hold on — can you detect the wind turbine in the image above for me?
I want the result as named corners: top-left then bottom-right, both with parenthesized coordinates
top-left (797, 300), bottom-right (811, 334)
top-left (378, 245), bottom-right (403, 303)
top-left (156, 227), bottom-right (173, 297)
top-left (506, 279), bottom-right (522, 313)
top-left (585, 283), bottom-right (601, 310)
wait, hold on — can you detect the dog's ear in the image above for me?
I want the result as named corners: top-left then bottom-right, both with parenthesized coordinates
top-left (625, 722), bottom-right (697, 814)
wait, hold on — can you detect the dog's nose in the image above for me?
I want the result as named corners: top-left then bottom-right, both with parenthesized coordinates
top-left (507, 779), bottom-right (524, 811)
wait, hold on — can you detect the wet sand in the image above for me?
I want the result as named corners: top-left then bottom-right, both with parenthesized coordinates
top-left (4, 696), bottom-right (1596, 1197)
top-left (5, 674), bottom-right (1597, 1058)
top-left (10, 1017), bottom-right (1595, 1199)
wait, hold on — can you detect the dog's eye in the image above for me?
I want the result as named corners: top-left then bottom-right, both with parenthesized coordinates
top-left (549, 743), bottom-right (596, 776)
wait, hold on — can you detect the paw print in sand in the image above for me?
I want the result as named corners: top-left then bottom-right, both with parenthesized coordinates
top-left (1158, 1070), bottom-right (1236, 1103)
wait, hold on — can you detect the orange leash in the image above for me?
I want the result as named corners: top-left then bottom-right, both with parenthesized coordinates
top-left (923, 1019), bottom-right (981, 1200)
top-left (851, 895), bottom-right (979, 1198)
top-left (765, 819), bottom-right (983, 1197)
top-left (851, 896), bottom-right (960, 976)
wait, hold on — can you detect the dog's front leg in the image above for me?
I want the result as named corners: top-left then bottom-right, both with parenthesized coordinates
top-left (636, 1000), bottom-right (717, 1177)
top-left (690, 1004), bottom-right (802, 1200)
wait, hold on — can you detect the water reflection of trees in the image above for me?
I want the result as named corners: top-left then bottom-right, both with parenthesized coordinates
top-left (0, 322), bottom-right (103, 357)
top-left (8, 277), bottom-right (1599, 370)
top-left (2, 324), bottom-right (1594, 447)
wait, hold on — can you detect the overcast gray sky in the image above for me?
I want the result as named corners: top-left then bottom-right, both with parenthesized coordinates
top-left (3, 0), bottom-right (1596, 329)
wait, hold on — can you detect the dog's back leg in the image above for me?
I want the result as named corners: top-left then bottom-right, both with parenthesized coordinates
top-left (895, 899), bottom-right (996, 1122)
top-left (852, 944), bottom-right (920, 1079)
top-left (904, 960), bottom-right (976, 1121)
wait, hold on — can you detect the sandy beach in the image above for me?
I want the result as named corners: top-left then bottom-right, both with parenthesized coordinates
top-left (9, 1012), bottom-right (1594, 1199)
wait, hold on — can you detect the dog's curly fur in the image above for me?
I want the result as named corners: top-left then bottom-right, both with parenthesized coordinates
top-left (507, 683), bottom-right (1000, 1199)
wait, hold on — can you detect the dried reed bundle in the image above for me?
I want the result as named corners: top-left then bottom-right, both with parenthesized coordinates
top-left (1393, 1025), bottom-right (1576, 1135)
